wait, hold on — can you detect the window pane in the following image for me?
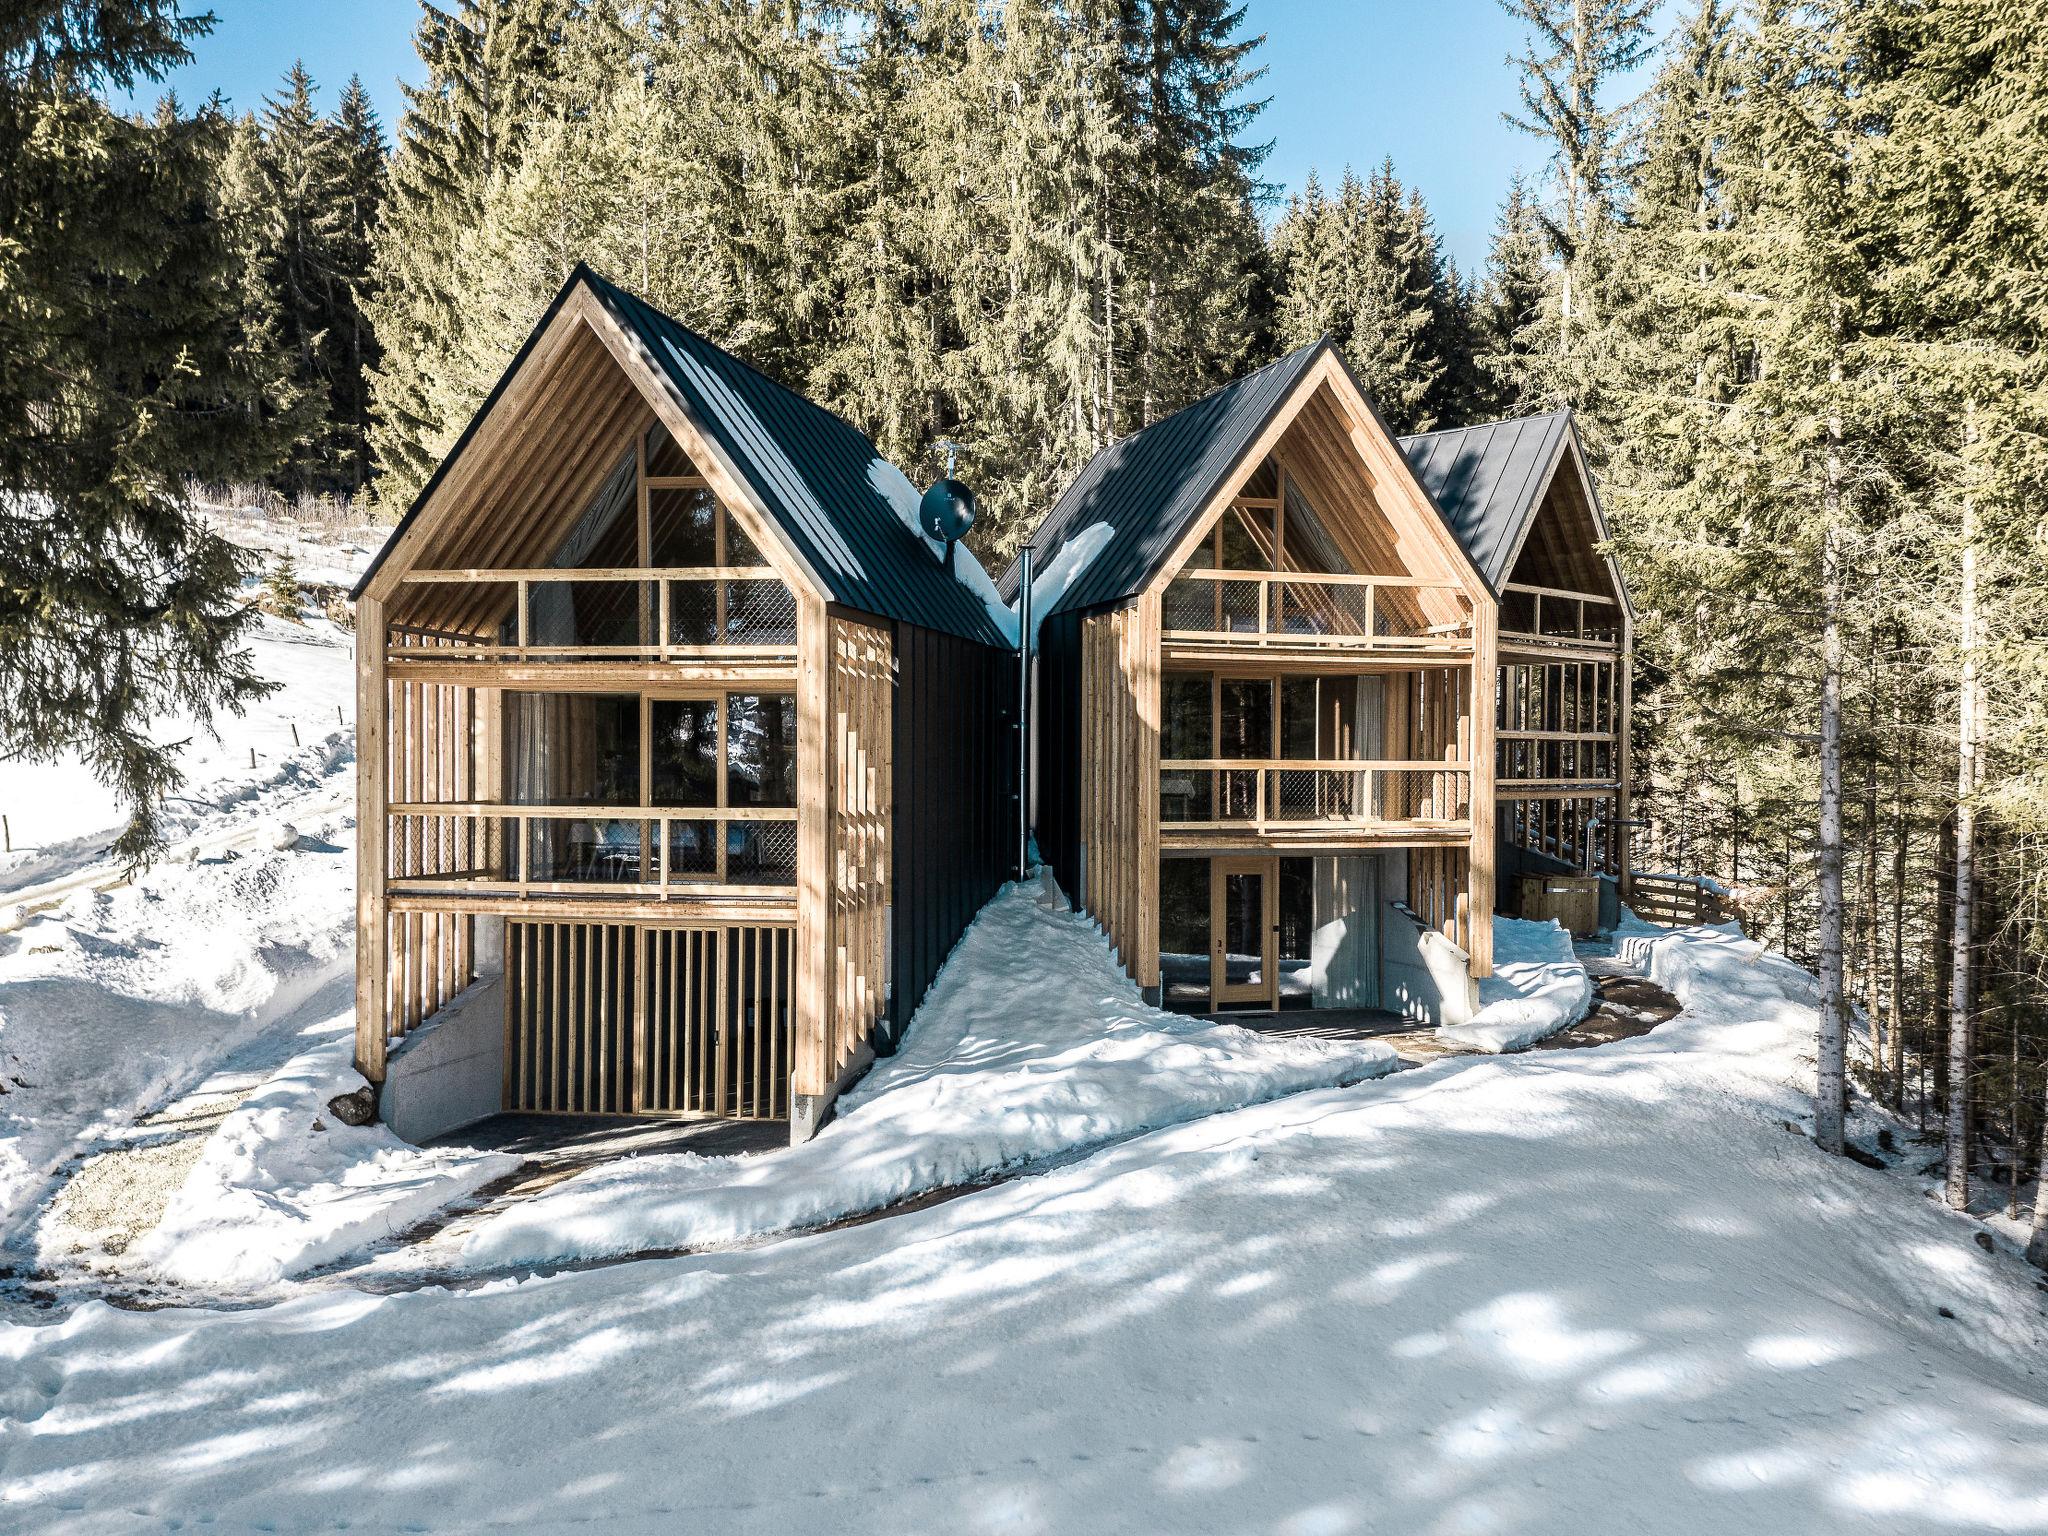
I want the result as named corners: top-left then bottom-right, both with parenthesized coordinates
top-left (726, 694), bottom-right (798, 808)
top-left (646, 421), bottom-right (695, 477)
top-left (504, 693), bottom-right (639, 807)
top-left (726, 821), bottom-right (796, 884)
top-left (1160, 674), bottom-right (1212, 823)
top-left (1280, 678), bottom-right (1318, 759)
top-left (542, 451), bottom-right (636, 568)
top-left (649, 486), bottom-right (717, 566)
top-left (651, 699), bottom-right (718, 807)
top-left (1159, 858), bottom-right (1212, 1012)
top-left (1219, 505), bottom-right (1273, 570)
top-left (725, 514), bottom-right (765, 567)
top-left (1218, 678), bottom-right (1272, 758)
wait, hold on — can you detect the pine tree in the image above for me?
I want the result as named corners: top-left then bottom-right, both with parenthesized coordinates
top-left (0, 5), bottom-right (288, 862)
top-left (367, 0), bottom-right (581, 509)
top-left (1498, 0), bottom-right (1657, 384)
top-left (329, 76), bottom-right (389, 491)
top-left (1478, 173), bottom-right (1548, 410)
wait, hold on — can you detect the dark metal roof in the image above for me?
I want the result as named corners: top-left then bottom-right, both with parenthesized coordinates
top-left (359, 266), bottom-right (1009, 648)
top-left (1396, 412), bottom-right (1572, 590)
top-left (997, 338), bottom-right (1329, 615)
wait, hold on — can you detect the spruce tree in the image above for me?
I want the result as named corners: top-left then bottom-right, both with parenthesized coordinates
top-left (0, 4), bottom-right (289, 862)
top-left (367, 0), bottom-right (581, 509)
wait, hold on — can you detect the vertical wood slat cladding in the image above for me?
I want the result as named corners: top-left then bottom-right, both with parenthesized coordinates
top-left (888, 626), bottom-right (1014, 1047)
top-left (1078, 599), bottom-right (1161, 989)
top-left (809, 614), bottom-right (893, 1089)
top-left (504, 919), bottom-right (792, 1118)
top-left (375, 627), bottom-right (488, 1067)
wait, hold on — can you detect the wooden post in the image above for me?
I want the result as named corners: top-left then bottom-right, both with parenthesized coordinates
top-left (354, 595), bottom-right (391, 1084)
top-left (791, 591), bottom-right (830, 1141)
top-left (1467, 598), bottom-right (1498, 976)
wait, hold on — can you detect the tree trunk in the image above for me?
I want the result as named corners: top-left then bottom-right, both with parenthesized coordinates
top-left (1945, 414), bottom-right (1980, 1211)
top-left (1816, 513), bottom-right (1848, 1157)
top-left (2030, 1067), bottom-right (2048, 1269)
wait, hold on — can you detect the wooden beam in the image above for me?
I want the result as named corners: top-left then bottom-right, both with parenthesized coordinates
top-left (354, 598), bottom-right (390, 1082)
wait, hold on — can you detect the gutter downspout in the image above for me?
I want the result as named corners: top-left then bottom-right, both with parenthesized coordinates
top-left (1016, 544), bottom-right (1034, 881)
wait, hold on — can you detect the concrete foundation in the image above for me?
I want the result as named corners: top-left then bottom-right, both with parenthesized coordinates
top-left (382, 975), bottom-right (505, 1144)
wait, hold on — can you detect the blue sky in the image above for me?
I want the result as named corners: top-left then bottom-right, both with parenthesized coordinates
top-left (121, 0), bottom-right (1654, 272)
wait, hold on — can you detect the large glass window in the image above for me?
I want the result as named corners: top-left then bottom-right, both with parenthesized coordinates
top-left (725, 694), bottom-right (797, 808)
top-left (651, 699), bottom-right (718, 807)
top-left (1159, 858), bottom-right (1211, 1013)
top-left (1161, 674), bottom-right (1213, 823)
top-left (648, 486), bottom-right (718, 568)
top-left (504, 693), bottom-right (640, 806)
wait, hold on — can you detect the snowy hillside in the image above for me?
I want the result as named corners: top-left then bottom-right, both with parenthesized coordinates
top-left (5, 919), bottom-right (2047, 1531)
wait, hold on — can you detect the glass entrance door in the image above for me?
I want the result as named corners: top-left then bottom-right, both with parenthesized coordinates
top-left (1211, 856), bottom-right (1277, 1008)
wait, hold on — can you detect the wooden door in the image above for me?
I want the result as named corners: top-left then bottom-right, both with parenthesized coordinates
top-left (1211, 856), bottom-right (1277, 1008)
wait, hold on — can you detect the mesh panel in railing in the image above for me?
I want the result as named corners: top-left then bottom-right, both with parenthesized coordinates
top-left (1162, 578), bottom-right (1216, 631)
top-left (1276, 583), bottom-right (1371, 638)
top-left (667, 581), bottom-right (719, 646)
top-left (1217, 769), bottom-right (1261, 821)
top-left (727, 820), bottom-right (797, 884)
top-left (724, 579), bottom-right (797, 645)
top-left (1380, 770), bottom-right (1471, 822)
top-left (664, 820), bottom-right (718, 877)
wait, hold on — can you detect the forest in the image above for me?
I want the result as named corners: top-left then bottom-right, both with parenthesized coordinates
top-left (1, 0), bottom-right (2045, 1256)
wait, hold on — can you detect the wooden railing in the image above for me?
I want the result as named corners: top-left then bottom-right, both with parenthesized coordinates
top-left (1161, 571), bottom-right (1474, 650)
top-left (1160, 758), bottom-right (1473, 833)
top-left (391, 566), bottom-right (798, 661)
top-left (1500, 582), bottom-right (1622, 649)
top-left (387, 802), bottom-right (798, 897)
top-left (1630, 872), bottom-right (1738, 928)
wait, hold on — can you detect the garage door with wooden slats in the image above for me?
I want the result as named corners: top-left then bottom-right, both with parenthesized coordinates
top-left (504, 919), bottom-right (793, 1120)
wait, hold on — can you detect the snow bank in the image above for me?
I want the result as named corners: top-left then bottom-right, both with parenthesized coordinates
top-left (460, 878), bottom-right (1398, 1267)
top-left (1436, 915), bottom-right (1593, 1052)
top-left (0, 823), bottom-right (357, 1240)
top-left (138, 1033), bottom-right (517, 1290)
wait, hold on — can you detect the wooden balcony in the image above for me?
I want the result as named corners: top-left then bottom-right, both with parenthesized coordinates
top-left (386, 802), bottom-right (798, 903)
top-left (1499, 581), bottom-right (1622, 661)
top-left (385, 566), bottom-right (800, 683)
top-left (1161, 571), bottom-right (1475, 668)
top-left (1159, 757), bottom-right (1473, 848)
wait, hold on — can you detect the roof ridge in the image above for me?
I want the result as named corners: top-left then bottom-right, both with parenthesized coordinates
top-left (579, 266), bottom-right (888, 460)
top-left (1398, 407), bottom-right (1573, 443)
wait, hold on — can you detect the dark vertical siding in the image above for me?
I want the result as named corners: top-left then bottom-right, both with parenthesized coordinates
top-left (887, 622), bottom-right (1017, 1048)
top-left (1036, 608), bottom-right (1084, 906)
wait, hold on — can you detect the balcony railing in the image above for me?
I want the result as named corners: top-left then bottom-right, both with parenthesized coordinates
top-left (1500, 582), bottom-right (1621, 649)
top-left (1161, 571), bottom-right (1474, 650)
top-left (1159, 758), bottom-right (1473, 834)
top-left (386, 802), bottom-right (798, 897)
top-left (389, 567), bottom-right (798, 661)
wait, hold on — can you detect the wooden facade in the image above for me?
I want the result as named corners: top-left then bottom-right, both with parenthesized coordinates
top-left (353, 270), bottom-right (1010, 1142)
top-left (1021, 347), bottom-right (1630, 1020)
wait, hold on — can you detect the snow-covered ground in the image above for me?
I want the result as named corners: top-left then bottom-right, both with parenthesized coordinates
top-left (6, 920), bottom-right (2047, 1532)
top-left (0, 527), bottom-right (368, 1249)
top-left (136, 1032), bottom-right (517, 1291)
top-left (0, 612), bottom-right (357, 896)
top-left (456, 877), bottom-right (1399, 1270)
top-left (1438, 916), bottom-right (1595, 1053)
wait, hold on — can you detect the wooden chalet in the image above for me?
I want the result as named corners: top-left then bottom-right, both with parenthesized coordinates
top-left (1009, 340), bottom-right (1633, 1021)
top-left (350, 266), bottom-right (1013, 1143)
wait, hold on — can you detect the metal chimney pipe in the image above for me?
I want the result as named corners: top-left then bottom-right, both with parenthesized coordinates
top-left (1016, 544), bottom-right (1034, 881)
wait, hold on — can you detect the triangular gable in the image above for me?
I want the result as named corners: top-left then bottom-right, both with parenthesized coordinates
top-left (1399, 412), bottom-right (1630, 619)
top-left (357, 266), bottom-right (1009, 648)
top-left (1007, 339), bottom-right (1491, 617)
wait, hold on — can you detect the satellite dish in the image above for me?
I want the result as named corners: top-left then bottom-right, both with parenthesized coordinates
top-left (920, 440), bottom-right (976, 559)
top-left (919, 478), bottom-right (977, 544)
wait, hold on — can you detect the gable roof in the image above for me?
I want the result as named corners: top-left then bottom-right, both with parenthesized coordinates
top-left (356, 265), bottom-right (1008, 648)
top-left (995, 338), bottom-right (1329, 614)
top-left (999, 339), bottom-right (1496, 619)
top-left (1395, 411), bottom-right (1574, 591)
